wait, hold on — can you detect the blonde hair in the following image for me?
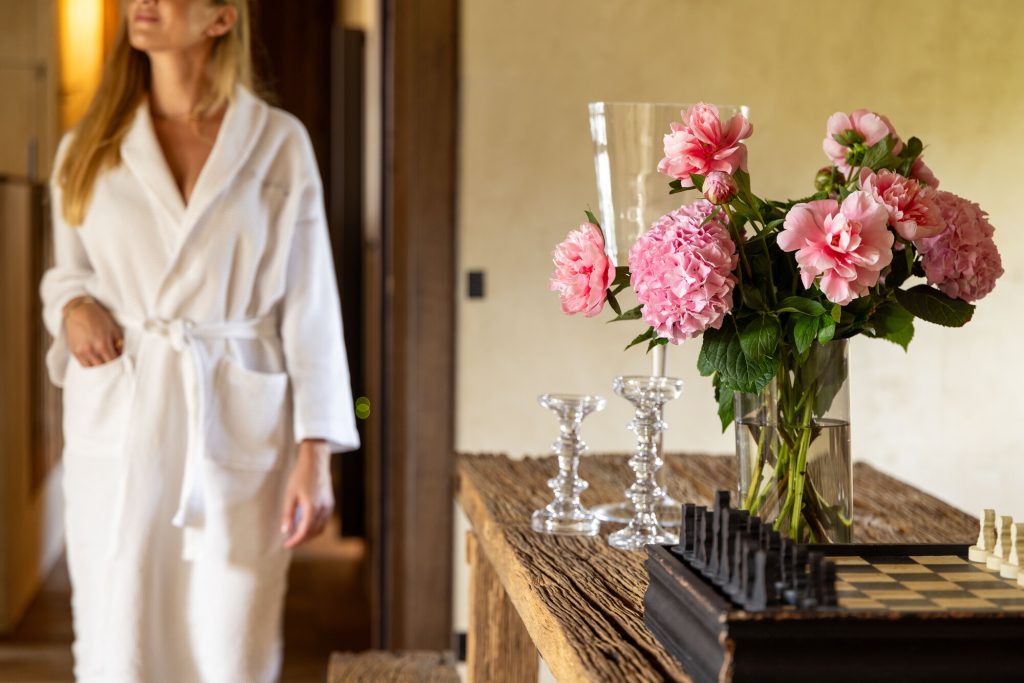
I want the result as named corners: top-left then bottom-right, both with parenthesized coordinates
top-left (58, 0), bottom-right (255, 225)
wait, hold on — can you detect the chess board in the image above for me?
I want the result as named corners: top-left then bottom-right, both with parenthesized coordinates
top-left (832, 551), bottom-right (1024, 612)
top-left (644, 543), bottom-right (1024, 683)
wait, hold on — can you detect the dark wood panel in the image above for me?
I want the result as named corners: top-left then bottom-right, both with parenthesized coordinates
top-left (379, 0), bottom-right (458, 649)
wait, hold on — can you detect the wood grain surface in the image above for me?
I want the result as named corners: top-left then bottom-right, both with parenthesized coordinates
top-left (456, 453), bottom-right (977, 683)
top-left (327, 650), bottom-right (460, 683)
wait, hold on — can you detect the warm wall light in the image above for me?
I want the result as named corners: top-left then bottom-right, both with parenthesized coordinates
top-left (58, 0), bottom-right (106, 130)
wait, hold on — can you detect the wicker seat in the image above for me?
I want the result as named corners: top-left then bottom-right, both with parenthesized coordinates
top-left (327, 650), bottom-right (461, 683)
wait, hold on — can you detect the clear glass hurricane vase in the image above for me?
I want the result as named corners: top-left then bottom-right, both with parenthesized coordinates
top-left (588, 102), bottom-right (749, 527)
top-left (531, 394), bottom-right (606, 536)
top-left (607, 376), bottom-right (684, 551)
top-left (735, 339), bottom-right (853, 543)
top-left (587, 101), bottom-right (751, 266)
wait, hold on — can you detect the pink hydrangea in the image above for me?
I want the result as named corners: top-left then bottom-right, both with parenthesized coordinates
top-left (550, 222), bottom-right (616, 317)
top-left (918, 191), bottom-right (1003, 302)
top-left (858, 169), bottom-right (946, 242)
top-left (911, 156), bottom-right (940, 189)
top-left (823, 109), bottom-right (901, 175)
top-left (628, 205), bottom-right (738, 343)
top-left (657, 103), bottom-right (753, 187)
top-left (777, 192), bottom-right (894, 305)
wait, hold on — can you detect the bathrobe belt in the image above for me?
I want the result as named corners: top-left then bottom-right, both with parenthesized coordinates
top-left (119, 314), bottom-right (279, 547)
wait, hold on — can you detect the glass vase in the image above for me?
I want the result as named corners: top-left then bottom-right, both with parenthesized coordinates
top-left (588, 101), bottom-right (749, 525)
top-left (734, 339), bottom-right (852, 543)
top-left (531, 394), bottom-right (606, 536)
top-left (607, 376), bottom-right (684, 551)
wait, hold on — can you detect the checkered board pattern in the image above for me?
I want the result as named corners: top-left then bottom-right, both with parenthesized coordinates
top-left (833, 554), bottom-right (1024, 612)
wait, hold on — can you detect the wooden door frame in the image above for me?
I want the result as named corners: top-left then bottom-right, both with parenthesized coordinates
top-left (375, 0), bottom-right (458, 649)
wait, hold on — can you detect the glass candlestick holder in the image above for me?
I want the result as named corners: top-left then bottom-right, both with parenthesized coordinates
top-left (607, 376), bottom-right (683, 551)
top-left (531, 394), bottom-right (607, 536)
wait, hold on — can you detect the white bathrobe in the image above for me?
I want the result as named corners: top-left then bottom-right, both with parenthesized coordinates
top-left (39, 85), bottom-right (360, 683)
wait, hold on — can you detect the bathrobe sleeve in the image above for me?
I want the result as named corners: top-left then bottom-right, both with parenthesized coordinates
top-left (279, 132), bottom-right (361, 453)
top-left (39, 134), bottom-right (95, 388)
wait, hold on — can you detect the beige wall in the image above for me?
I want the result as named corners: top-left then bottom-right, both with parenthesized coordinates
top-left (454, 0), bottom-right (1024, 652)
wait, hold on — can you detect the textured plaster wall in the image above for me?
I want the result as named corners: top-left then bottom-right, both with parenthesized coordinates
top-left (453, 0), bottom-right (1024, 660)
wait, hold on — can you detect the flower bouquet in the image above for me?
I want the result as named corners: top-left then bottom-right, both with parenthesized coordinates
top-left (550, 104), bottom-right (1003, 542)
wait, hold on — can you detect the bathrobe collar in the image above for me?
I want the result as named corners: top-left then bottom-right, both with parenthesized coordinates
top-left (120, 83), bottom-right (268, 237)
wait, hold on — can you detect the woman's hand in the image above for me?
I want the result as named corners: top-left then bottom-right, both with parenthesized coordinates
top-left (280, 439), bottom-right (335, 549)
top-left (63, 296), bottom-right (124, 367)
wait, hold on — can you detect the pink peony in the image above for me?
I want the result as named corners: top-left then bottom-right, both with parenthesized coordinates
top-left (703, 171), bottom-right (739, 205)
top-left (777, 192), bottom-right (894, 305)
top-left (657, 103), bottom-right (753, 186)
top-left (858, 169), bottom-right (946, 242)
top-left (918, 191), bottom-right (1003, 302)
top-left (823, 109), bottom-right (901, 175)
top-left (628, 206), bottom-right (738, 343)
top-left (550, 222), bottom-right (616, 317)
top-left (911, 156), bottom-right (940, 189)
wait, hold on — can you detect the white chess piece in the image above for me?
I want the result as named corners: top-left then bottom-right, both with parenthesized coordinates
top-left (1001, 522), bottom-right (1023, 579)
top-left (969, 508), bottom-right (997, 563)
top-left (987, 515), bottom-right (1013, 570)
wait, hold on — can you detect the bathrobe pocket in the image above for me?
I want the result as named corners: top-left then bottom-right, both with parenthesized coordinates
top-left (62, 353), bottom-right (134, 456)
top-left (208, 356), bottom-right (290, 470)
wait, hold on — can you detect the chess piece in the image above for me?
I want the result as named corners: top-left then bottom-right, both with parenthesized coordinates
top-left (707, 491), bottom-right (729, 577)
top-left (716, 508), bottom-right (748, 586)
top-left (684, 505), bottom-right (706, 563)
top-left (784, 545), bottom-right (809, 605)
top-left (671, 503), bottom-right (696, 559)
top-left (1000, 522), bottom-right (1024, 579)
top-left (692, 506), bottom-right (708, 569)
top-left (987, 515), bottom-right (1013, 570)
top-left (748, 549), bottom-right (769, 610)
top-left (800, 551), bottom-right (824, 608)
top-left (968, 508), bottom-right (997, 563)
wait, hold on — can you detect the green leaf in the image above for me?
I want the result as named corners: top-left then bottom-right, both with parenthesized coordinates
top-left (611, 266), bottom-right (631, 289)
top-left (699, 207), bottom-right (722, 227)
top-left (830, 303), bottom-right (842, 323)
top-left (714, 374), bottom-right (735, 432)
top-left (867, 301), bottom-right (915, 350)
top-left (733, 169), bottom-right (752, 194)
top-left (609, 304), bottom-right (642, 322)
top-left (689, 173), bottom-right (706, 190)
top-left (646, 335), bottom-right (669, 352)
top-left (606, 290), bottom-right (621, 316)
top-left (699, 323), bottom-right (777, 394)
top-left (584, 209), bottom-right (601, 228)
top-left (776, 296), bottom-right (826, 317)
top-left (793, 315), bottom-right (820, 356)
top-left (741, 286), bottom-right (768, 312)
top-left (817, 316), bottom-right (836, 344)
top-left (894, 285), bottom-right (974, 328)
top-left (739, 315), bottom-right (780, 361)
top-left (624, 327), bottom-right (655, 351)
top-left (862, 134), bottom-right (900, 171)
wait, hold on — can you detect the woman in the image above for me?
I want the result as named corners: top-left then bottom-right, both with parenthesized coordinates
top-left (39, 1), bottom-right (359, 681)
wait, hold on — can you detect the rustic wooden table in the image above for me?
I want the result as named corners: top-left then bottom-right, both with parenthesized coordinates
top-left (457, 453), bottom-right (977, 683)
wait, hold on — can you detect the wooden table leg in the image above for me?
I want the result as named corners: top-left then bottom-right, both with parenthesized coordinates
top-left (466, 531), bottom-right (538, 683)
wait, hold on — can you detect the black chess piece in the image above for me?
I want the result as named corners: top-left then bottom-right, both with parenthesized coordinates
top-left (717, 508), bottom-right (748, 586)
top-left (684, 505), bottom-right (706, 563)
top-left (671, 503), bottom-right (697, 559)
top-left (692, 506), bottom-right (709, 569)
top-left (748, 549), bottom-right (769, 610)
top-left (707, 491), bottom-right (730, 578)
top-left (726, 527), bottom-right (754, 596)
top-left (784, 544), bottom-right (809, 605)
top-left (800, 551), bottom-right (825, 608)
